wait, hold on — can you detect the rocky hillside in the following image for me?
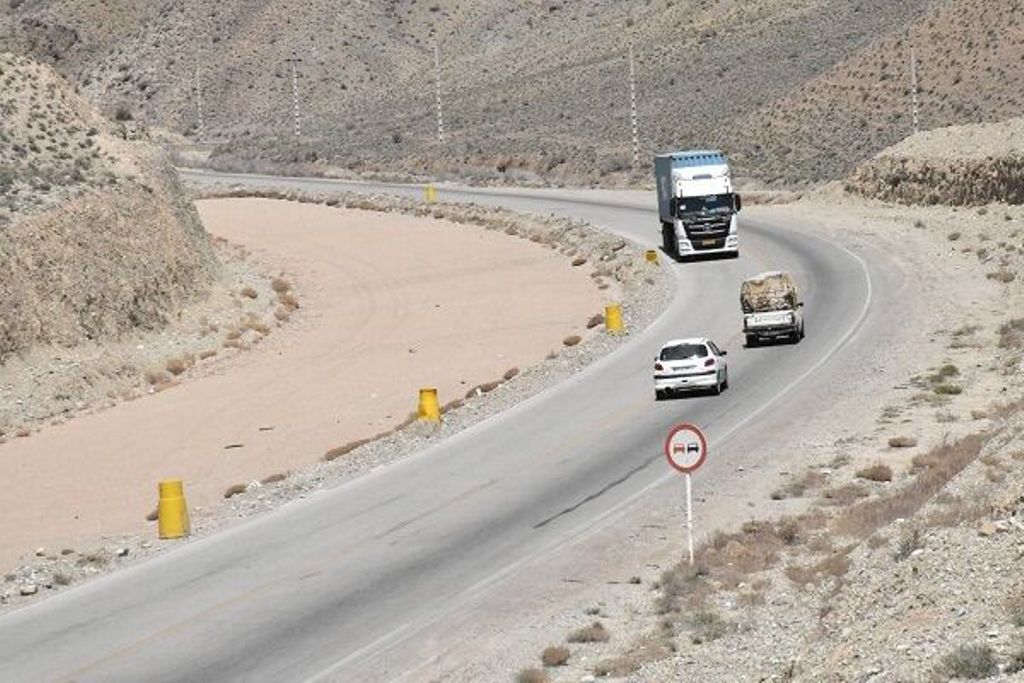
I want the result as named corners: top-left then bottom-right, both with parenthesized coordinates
top-left (846, 117), bottom-right (1024, 206)
top-left (0, 53), bottom-right (218, 360)
top-left (0, 0), bottom-right (933, 185)
top-left (4, 0), bottom-right (1023, 185)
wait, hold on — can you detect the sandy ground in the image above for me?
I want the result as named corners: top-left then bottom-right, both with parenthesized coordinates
top-left (0, 198), bottom-right (606, 570)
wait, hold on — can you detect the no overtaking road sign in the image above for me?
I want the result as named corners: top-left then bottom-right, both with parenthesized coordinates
top-left (664, 423), bottom-right (708, 474)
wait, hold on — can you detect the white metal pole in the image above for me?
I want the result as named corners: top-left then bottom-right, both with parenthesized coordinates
top-left (910, 45), bottom-right (920, 135)
top-left (685, 473), bottom-right (694, 566)
top-left (434, 42), bottom-right (445, 144)
top-left (194, 58), bottom-right (205, 143)
top-left (287, 51), bottom-right (302, 141)
top-left (629, 40), bottom-right (640, 169)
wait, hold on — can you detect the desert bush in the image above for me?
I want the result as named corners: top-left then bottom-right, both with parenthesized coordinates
top-left (571, 257), bottom-right (587, 266)
top-left (888, 436), bottom-right (918, 448)
top-left (939, 643), bottom-right (997, 679)
top-left (260, 472), bottom-right (288, 485)
top-left (240, 286), bottom-right (258, 299)
top-left (516, 668), bottom-right (549, 683)
top-left (893, 528), bottom-right (922, 561)
top-left (999, 318), bottom-right (1024, 348)
top-left (503, 367), bottom-right (520, 381)
top-left (562, 335), bottom-right (582, 347)
top-left (586, 313), bottom-right (604, 329)
top-left (540, 645), bottom-right (569, 667)
top-left (856, 463), bottom-right (893, 482)
top-left (270, 277), bottom-right (291, 293)
top-left (567, 621), bottom-right (609, 643)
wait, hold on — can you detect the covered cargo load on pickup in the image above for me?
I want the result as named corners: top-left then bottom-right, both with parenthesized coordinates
top-left (740, 271), bottom-right (798, 313)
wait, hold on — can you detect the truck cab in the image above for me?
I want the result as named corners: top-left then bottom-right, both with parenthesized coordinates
top-left (655, 150), bottom-right (741, 259)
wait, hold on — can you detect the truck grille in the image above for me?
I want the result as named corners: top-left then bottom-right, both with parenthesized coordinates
top-left (683, 216), bottom-right (731, 250)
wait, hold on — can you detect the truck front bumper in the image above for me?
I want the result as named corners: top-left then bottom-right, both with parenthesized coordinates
top-left (746, 325), bottom-right (798, 339)
top-left (678, 235), bottom-right (739, 256)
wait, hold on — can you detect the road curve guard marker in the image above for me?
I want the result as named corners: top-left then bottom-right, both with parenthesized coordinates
top-left (157, 479), bottom-right (191, 539)
top-left (424, 185), bottom-right (438, 204)
top-left (604, 303), bottom-right (625, 334)
top-left (418, 387), bottom-right (441, 422)
top-left (645, 249), bottom-right (658, 263)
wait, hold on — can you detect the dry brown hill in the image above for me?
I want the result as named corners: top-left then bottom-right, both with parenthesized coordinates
top-left (0, 53), bottom-right (218, 360)
top-left (4, 0), bottom-right (1022, 186)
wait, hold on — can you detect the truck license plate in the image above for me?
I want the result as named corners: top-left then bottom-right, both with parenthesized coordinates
top-left (702, 239), bottom-right (716, 246)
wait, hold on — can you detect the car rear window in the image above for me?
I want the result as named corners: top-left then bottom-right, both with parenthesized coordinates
top-left (660, 344), bottom-right (708, 361)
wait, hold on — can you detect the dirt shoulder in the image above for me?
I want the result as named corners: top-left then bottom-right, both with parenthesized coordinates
top-left (0, 195), bottom-right (669, 608)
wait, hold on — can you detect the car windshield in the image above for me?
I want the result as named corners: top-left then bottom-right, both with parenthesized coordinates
top-left (660, 343), bottom-right (708, 361)
top-left (677, 194), bottom-right (732, 215)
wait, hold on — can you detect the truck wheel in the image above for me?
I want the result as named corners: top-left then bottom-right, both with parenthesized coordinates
top-left (661, 223), bottom-right (677, 257)
top-left (745, 334), bottom-right (757, 348)
top-left (800, 323), bottom-right (806, 340)
top-left (655, 389), bottom-right (667, 401)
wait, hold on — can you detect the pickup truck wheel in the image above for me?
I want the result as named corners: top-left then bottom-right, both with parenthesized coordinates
top-left (655, 389), bottom-right (667, 401)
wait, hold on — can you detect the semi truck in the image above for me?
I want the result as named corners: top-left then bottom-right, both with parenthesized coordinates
top-left (654, 150), bottom-right (741, 259)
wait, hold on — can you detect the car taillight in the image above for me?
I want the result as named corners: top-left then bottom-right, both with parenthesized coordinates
top-left (655, 362), bottom-right (664, 371)
top-left (704, 358), bottom-right (715, 367)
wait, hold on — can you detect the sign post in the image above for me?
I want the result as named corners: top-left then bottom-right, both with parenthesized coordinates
top-left (664, 423), bottom-right (708, 566)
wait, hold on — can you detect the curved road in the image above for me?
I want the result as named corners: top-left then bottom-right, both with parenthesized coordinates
top-left (0, 173), bottom-right (879, 682)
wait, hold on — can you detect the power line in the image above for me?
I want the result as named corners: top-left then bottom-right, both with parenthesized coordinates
top-left (909, 44), bottom-right (920, 135)
top-left (629, 39), bottom-right (640, 169)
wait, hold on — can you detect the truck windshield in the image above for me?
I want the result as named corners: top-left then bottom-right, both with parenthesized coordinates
top-left (660, 344), bottom-right (708, 361)
top-left (677, 194), bottom-right (732, 215)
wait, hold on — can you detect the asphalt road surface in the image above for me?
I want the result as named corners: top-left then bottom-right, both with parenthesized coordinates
top-left (0, 173), bottom-right (879, 682)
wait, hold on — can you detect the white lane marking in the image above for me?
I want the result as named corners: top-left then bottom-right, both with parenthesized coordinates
top-left (306, 228), bottom-right (876, 683)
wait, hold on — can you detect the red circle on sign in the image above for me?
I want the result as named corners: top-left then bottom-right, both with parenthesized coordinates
top-left (664, 423), bottom-right (708, 474)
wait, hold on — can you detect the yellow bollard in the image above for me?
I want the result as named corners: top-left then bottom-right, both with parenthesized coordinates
top-left (605, 303), bottom-right (625, 334)
top-left (157, 479), bottom-right (190, 539)
top-left (645, 249), bottom-right (658, 263)
top-left (424, 185), bottom-right (438, 203)
top-left (418, 387), bottom-right (441, 422)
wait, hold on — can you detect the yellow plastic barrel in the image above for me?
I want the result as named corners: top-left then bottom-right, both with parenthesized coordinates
top-left (418, 388), bottom-right (441, 422)
top-left (605, 304), bottom-right (625, 334)
top-left (645, 249), bottom-right (658, 263)
top-left (158, 479), bottom-right (191, 539)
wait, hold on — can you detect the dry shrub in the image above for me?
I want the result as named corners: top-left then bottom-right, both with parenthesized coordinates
top-left (856, 463), bottom-right (893, 482)
top-left (784, 552), bottom-right (852, 586)
top-left (586, 313), bottom-right (605, 329)
top-left (685, 609), bottom-right (730, 644)
top-left (76, 551), bottom-right (109, 568)
top-left (503, 367), bottom-right (520, 381)
top-left (1006, 588), bottom-right (1024, 627)
top-left (240, 286), bottom-right (258, 299)
top-left (146, 369), bottom-right (169, 385)
top-left (819, 483), bottom-right (869, 506)
top-left (199, 349), bottom-right (218, 360)
top-left (225, 328), bottom-right (242, 341)
top-left (278, 293), bottom-right (300, 310)
top-left (53, 572), bottom-right (73, 586)
top-left (15, 428), bottom-right (30, 438)
top-left (999, 318), bottom-right (1024, 349)
top-left (567, 621), bottom-right (610, 643)
top-left (988, 269), bottom-right (1016, 284)
top-left (223, 339), bottom-right (244, 349)
top-left (888, 436), bottom-right (918, 448)
top-left (834, 433), bottom-right (986, 539)
top-left (540, 645), bottom-right (570, 667)
top-left (939, 643), bottom-right (997, 679)
top-left (270, 277), bottom-right (291, 294)
top-left (516, 669), bottom-right (549, 683)
top-left (571, 257), bottom-right (587, 266)
top-left (773, 469), bottom-right (826, 499)
top-left (245, 320), bottom-right (271, 335)
top-left (223, 483), bottom-right (247, 499)
top-left (260, 472), bottom-right (288, 485)
top-left (273, 307), bottom-right (291, 322)
top-left (562, 335), bottom-right (582, 347)
top-left (165, 357), bottom-right (189, 376)
top-left (324, 438), bottom-right (371, 462)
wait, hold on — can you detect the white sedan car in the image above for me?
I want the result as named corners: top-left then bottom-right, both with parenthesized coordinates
top-left (654, 337), bottom-right (729, 400)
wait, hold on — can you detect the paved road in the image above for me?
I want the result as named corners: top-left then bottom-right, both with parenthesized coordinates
top-left (0, 173), bottom-right (875, 682)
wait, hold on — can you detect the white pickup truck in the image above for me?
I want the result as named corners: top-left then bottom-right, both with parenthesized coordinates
top-left (741, 271), bottom-right (804, 346)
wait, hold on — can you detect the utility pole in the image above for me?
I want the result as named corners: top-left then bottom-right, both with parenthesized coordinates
top-left (629, 39), bottom-right (640, 169)
top-left (909, 44), bottom-right (920, 135)
top-left (286, 51), bottom-right (303, 141)
top-left (193, 57), bottom-right (205, 143)
top-left (434, 42), bottom-right (445, 144)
